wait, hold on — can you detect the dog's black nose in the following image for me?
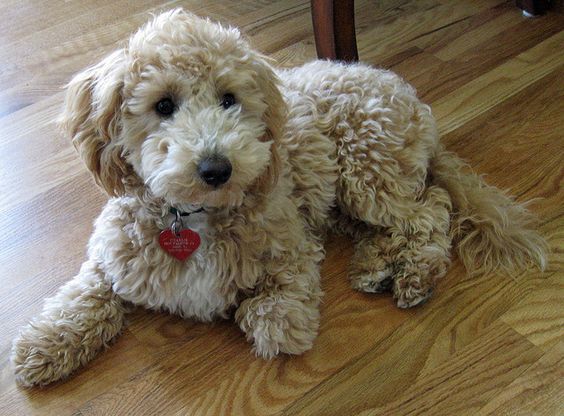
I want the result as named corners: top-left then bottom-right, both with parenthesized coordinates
top-left (197, 156), bottom-right (232, 187)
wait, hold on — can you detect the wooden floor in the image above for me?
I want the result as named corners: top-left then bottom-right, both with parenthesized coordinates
top-left (0, 1), bottom-right (563, 415)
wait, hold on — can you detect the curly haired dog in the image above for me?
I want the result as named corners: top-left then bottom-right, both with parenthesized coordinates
top-left (12, 9), bottom-right (547, 387)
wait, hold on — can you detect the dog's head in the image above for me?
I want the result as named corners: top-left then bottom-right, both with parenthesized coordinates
top-left (61, 9), bottom-right (285, 209)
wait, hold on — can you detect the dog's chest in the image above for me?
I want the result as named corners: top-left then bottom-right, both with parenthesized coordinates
top-left (103, 212), bottom-right (247, 321)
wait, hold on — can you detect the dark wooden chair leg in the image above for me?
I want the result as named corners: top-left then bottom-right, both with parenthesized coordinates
top-left (311, 0), bottom-right (358, 62)
top-left (516, 0), bottom-right (549, 15)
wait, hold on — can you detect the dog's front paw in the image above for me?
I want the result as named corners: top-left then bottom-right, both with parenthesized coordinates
top-left (236, 295), bottom-right (319, 359)
top-left (11, 322), bottom-right (77, 387)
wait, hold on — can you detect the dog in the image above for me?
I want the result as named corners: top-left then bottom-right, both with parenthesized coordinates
top-left (12, 9), bottom-right (547, 387)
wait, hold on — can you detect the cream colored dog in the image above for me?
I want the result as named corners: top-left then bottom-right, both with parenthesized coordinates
top-left (12, 9), bottom-right (547, 387)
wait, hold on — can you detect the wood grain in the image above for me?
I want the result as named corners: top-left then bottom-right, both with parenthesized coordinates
top-left (351, 323), bottom-right (542, 416)
top-left (0, 1), bottom-right (562, 415)
top-left (279, 272), bottom-right (552, 415)
top-left (502, 273), bottom-right (564, 352)
top-left (476, 340), bottom-right (564, 416)
top-left (432, 31), bottom-right (564, 136)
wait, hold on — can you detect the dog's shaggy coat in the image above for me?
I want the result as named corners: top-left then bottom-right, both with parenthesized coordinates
top-left (12, 9), bottom-right (547, 387)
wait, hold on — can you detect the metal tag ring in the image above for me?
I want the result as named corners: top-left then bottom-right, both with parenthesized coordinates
top-left (171, 210), bottom-right (183, 235)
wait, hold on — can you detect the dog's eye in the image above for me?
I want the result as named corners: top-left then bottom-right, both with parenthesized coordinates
top-left (220, 93), bottom-right (236, 109)
top-left (155, 98), bottom-right (175, 116)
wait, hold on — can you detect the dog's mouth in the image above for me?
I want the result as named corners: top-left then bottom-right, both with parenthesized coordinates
top-left (165, 182), bottom-right (246, 211)
top-left (173, 202), bottom-right (206, 214)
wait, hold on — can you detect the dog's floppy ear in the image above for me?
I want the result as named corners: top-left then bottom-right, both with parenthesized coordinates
top-left (60, 49), bottom-right (131, 196)
top-left (252, 53), bottom-right (286, 197)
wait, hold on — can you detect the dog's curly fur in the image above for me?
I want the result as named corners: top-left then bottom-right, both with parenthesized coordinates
top-left (12, 9), bottom-right (547, 387)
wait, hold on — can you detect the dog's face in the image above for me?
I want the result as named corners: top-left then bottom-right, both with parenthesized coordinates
top-left (61, 9), bottom-right (284, 209)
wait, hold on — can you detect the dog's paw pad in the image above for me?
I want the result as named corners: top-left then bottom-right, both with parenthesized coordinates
top-left (396, 288), bottom-right (433, 309)
top-left (351, 267), bottom-right (394, 293)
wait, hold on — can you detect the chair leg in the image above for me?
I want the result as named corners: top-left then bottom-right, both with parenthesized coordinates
top-left (311, 0), bottom-right (358, 62)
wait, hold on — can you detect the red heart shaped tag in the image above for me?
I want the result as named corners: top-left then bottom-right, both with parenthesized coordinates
top-left (159, 229), bottom-right (201, 261)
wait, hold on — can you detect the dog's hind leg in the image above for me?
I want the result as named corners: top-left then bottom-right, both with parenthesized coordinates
top-left (344, 184), bottom-right (452, 308)
top-left (331, 88), bottom-right (453, 307)
top-left (11, 260), bottom-right (126, 386)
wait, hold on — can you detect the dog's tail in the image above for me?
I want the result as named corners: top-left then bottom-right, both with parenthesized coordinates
top-left (430, 146), bottom-right (548, 275)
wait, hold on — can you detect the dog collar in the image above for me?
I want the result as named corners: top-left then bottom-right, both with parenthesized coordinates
top-left (169, 207), bottom-right (205, 217)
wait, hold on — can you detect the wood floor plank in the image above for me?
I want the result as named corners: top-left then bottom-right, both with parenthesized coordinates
top-left (476, 341), bottom-right (564, 416)
top-left (502, 272), bottom-right (564, 352)
top-left (357, 0), bottom-right (504, 64)
top-left (413, 8), bottom-right (564, 103)
top-left (282, 322), bottom-right (544, 416)
top-left (0, 174), bottom-right (105, 300)
top-left (432, 32), bottom-right (564, 136)
top-left (433, 6), bottom-right (521, 61)
top-left (438, 63), bottom-right (564, 179)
